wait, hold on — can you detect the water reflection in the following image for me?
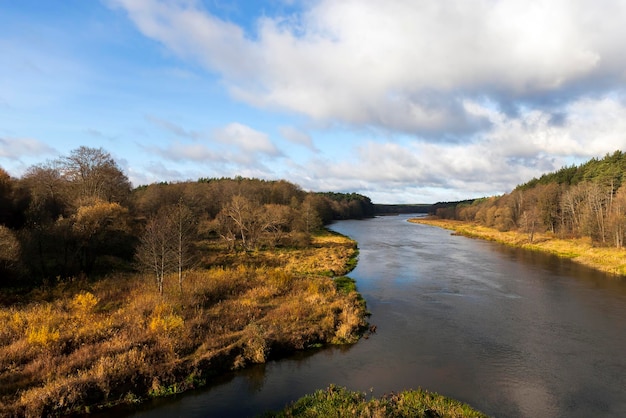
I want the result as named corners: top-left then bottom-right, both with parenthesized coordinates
top-left (127, 215), bottom-right (626, 418)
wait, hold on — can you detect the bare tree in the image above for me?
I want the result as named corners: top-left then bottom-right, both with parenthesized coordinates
top-left (608, 184), bottom-right (626, 248)
top-left (170, 200), bottom-right (196, 293)
top-left (520, 208), bottom-right (540, 243)
top-left (60, 146), bottom-right (131, 204)
top-left (135, 201), bottom-right (196, 294)
top-left (136, 214), bottom-right (171, 295)
top-left (220, 195), bottom-right (265, 250)
top-left (263, 204), bottom-right (292, 247)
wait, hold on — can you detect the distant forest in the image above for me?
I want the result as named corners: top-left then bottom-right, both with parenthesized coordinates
top-left (433, 150), bottom-right (626, 247)
top-left (0, 147), bottom-right (375, 287)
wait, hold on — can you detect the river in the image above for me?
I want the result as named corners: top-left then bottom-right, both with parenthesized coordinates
top-left (127, 215), bottom-right (626, 417)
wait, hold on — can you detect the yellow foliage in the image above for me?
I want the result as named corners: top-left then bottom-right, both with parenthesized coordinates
top-left (73, 199), bottom-right (128, 235)
top-left (26, 325), bottom-right (60, 347)
top-left (70, 291), bottom-right (99, 314)
top-left (148, 303), bottom-right (184, 334)
top-left (1, 228), bottom-right (368, 417)
top-left (412, 217), bottom-right (626, 277)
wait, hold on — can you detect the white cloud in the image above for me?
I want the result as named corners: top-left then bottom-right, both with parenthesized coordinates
top-left (109, 0), bottom-right (626, 135)
top-left (104, 0), bottom-right (626, 202)
top-left (279, 125), bottom-right (316, 150)
top-left (282, 94), bottom-right (626, 202)
top-left (0, 137), bottom-right (56, 159)
top-left (146, 115), bottom-right (203, 139)
top-left (213, 122), bottom-right (280, 155)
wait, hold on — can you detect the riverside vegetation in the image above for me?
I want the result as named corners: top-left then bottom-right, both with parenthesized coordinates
top-left (423, 151), bottom-right (626, 278)
top-left (0, 146), bottom-right (489, 417)
top-left (265, 385), bottom-right (488, 418)
top-left (0, 231), bottom-right (368, 417)
top-left (0, 146), bottom-right (377, 416)
top-left (410, 217), bottom-right (626, 277)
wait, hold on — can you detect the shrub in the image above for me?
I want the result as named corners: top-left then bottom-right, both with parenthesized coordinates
top-left (148, 303), bottom-right (184, 334)
top-left (26, 325), bottom-right (60, 348)
top-left (70, 291), bottom-right (99, 315)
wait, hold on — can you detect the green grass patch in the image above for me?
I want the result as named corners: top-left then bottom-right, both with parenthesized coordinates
top-left (333, 276), bottom-right (357, 294)
top-left (263, 385), bottom-right (489, 417)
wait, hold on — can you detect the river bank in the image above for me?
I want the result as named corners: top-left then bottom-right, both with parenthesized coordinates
top-left (0, 231), bottom-right (368, 417)
top-left (410, 217), bottom-right (626, 277)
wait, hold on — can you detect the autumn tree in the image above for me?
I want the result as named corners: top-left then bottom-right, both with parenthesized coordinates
top-left (17, 147), bottom-right (133, 280)
top-left (60, 146), bottom-right (131, 204)
top-left (72, 199), bottom-right (131, 274)
top-left (135, 201), bottom-right (196, 294)
top-left (0, 225), bottom-right (20, 284)
top-left (295, 194), bottom-right (325, 232)
top-left (608, 184), bottom-right (626, 248)
top-left (519, 208), bottom-right (541, 243)
top-left (219, 195), bottom-right (266, 251)
top-left (263, 203), bottom-right (293, 247)
top-left (0, 168), bottom-right (16, 227)
top-left (169, 200), bottom-right (196, 292)
top-left (136, 214), bottom-right (170, 295)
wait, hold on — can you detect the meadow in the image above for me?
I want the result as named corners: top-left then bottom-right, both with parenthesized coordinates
top-left (0, 232), bottom-right (367, 417)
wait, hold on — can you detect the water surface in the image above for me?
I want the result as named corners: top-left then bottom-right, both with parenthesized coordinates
top-left (128, 215), bottom-right (626, 417)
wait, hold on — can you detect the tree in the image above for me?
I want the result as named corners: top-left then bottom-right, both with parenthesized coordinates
top-left (72, 198), bottom-right (131, 274)
top-left (0, 225), bottom-right (20, 283)
top-left (136, 213), bottom-right (171, 295)
top-left (561, 183), bottom-right (586, 237)
top-left (263, 203), bottom-right (293, 247)
top-left (519, 208), bottom-right (540, 243)
top-left (169, 200), bottom-right (196, 293)
top-left (60, 146), bottom-right (131, 204)
top-left (295, 195), bottom-right (323, 233)
top-left (21, 163), bottom-right (69, 224)
top-left (135, 201), bottom-right (196, 294)
top-left (220, 195), bottom-right (266, 251)
top-left (608, 184), bottom-right (626, 248)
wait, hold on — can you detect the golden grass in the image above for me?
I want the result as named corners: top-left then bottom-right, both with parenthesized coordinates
top-left (410, 217), bottom-right (626, 277)
top-left (0, 231), bottom-right (367, 417)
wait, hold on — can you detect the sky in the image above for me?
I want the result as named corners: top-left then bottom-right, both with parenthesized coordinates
top-left (2, 0), bottom-right (626, 204)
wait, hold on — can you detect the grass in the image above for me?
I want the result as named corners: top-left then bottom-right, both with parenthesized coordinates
top-left (0, 231), bottom-right (368, 417)
top-left (410, 217), bottom-right (626, 277)
top-left (263, 385), bottom-right (488, 418)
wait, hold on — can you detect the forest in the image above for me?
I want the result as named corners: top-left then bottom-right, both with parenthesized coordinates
top-left (433, 150), bottom-right (626, 247)
top-left (0, 146), bottom-right (373, 416)
top-left (0, 146), bottom-right (375, 289)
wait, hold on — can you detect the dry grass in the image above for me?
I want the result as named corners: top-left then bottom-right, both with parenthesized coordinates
top-left (411, 217), bottom-right (626, 277)
top-left (0, 231), bottom-right (367, 417)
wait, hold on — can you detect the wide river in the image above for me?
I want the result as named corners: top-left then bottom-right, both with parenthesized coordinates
top-left (128, 215), bottom-right (626, 417)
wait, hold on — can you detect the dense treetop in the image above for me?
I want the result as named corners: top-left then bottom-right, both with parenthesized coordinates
top-left (0, 147), bottom-right (374, 287)
top-left (433, 150), bottom-right (626, 248)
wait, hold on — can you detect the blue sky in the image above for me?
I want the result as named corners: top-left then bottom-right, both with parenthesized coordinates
top-left (2, 0), bottom-right (626, 203)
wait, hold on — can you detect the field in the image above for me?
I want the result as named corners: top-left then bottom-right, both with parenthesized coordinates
top-left (0, 231), bottom-right (367, 417)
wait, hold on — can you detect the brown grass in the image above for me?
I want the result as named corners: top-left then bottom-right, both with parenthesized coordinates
top-left (410, 217), bottom-right (626, 277)
top-left (0, 231), bottom-right (367, 417)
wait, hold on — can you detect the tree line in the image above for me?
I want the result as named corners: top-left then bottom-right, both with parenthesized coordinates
top-left (433, 150), bottom-right (626, 247)
top-left (0, 146), bottom-right (374, 288)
